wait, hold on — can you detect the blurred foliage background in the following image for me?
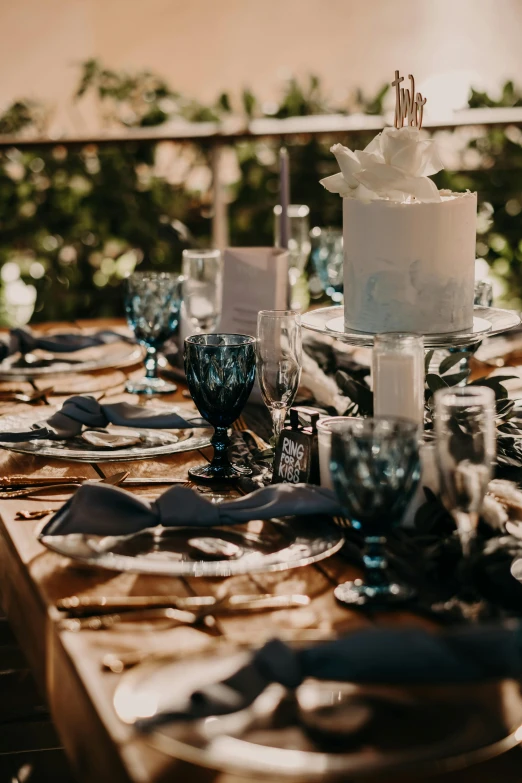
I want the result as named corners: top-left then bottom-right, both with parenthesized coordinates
top-left (0, 60), bottom-right (521, 325)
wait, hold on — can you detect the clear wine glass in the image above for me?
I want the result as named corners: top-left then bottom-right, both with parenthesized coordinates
top-left (434, 386), bottom-right (496, 555)
top-left (310, 227), bottom-right (344, 304)
top-left (256, 310), bottom-right (302, 443)
top-left (182, 249), bottom-right (223, 335)
top-left (124, 271), bottom-right (182, 394)
top-left (331, 417), bottom-right (421, 606)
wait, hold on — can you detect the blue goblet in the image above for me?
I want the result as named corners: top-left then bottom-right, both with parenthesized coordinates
top-left (184, 334), bottom-right (256, 483)
top-left (125, 272), bottom-right (182, 395)
top-left (330, 417), bottom-right (421, 606)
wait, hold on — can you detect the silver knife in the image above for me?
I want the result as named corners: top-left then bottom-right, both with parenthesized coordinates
top-left (56, 593), bottom-right (310, 619)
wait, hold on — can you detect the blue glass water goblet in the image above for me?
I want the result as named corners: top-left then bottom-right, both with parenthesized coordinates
top-left (124, 272), bottom-right (183, 395)
top-left (330, 417), bottom-right (421, 606)
top-left (184, 334), bottom-right (256, 483)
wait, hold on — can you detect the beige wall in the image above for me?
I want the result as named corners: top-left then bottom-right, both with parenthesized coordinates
top-left (1, 0), bottom-right (522, 131)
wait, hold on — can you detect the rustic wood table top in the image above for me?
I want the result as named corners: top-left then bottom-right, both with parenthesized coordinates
top-left (0, 319), bottom-right (521, 783)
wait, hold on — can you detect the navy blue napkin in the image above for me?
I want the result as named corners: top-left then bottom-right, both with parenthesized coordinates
top-left (40, 483), bottom-right (343, 537)
top-left (138, 623), bottom-right (522, 728)
top-left (0, 395), bottom-right (205, 443)
top-left (0, 327), bottom-right (133, 363)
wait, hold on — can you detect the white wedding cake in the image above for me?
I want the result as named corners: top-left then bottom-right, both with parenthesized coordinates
top-left (320, 73), bottom-right (477, 335)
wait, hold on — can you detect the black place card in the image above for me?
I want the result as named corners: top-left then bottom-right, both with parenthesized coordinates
top-left (272, 429), bottom-right (312, 485)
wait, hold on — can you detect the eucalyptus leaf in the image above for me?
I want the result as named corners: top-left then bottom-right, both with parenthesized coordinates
top-left (438, 352), bottom-right (472, 375)
top-left (443, 369), bottom-right (471, 387)
top-left (335, 370), bottom-right (373, 416)
top-left (470, 375), bottom-right (518, 386)
top-left (424, 350), bottom-right (435, 374)
top-left (426, 374), bottom-right (449, 393)
top-left (469, 376), bottom-right (517, 400)
top-left (496, 399), bottom-right (515, 420)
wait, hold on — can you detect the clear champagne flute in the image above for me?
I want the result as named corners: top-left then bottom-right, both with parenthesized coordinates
top-left (256, 310), bottom-right (302, 443)
top-left (434, 386), bottom-right (496, 555)
top-left (182, 249), bottom-right (223, 335)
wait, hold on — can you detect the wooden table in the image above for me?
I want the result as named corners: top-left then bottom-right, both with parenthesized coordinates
top-left (0, 319), bottom-right (521, 783)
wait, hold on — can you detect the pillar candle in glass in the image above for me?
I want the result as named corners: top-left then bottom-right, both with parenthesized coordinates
top-left (317, 417), bottom-right (358, 489)
top-left (372, 333), bottom-right (424, 425)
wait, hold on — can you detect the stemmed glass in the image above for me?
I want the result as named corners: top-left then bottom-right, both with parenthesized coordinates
top-left (124, 272), bottom-right (182, 394)
top-left (310, 227), bottom-right (344, 304)
top-left (330, 417), bottom-right (421, 606)
top-left (434, 386), bottom-right (496, 555)
top-left (184, 334), bottom-right (256, 483)
top-left (274, 205), bottom-right (311, 310)
top-left (256, 310), bottom-right (302, 444)
top-left (182, 249), bottom-right (223, 334)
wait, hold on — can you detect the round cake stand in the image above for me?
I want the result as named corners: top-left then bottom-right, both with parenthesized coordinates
top-left (301, 305), bottom-right (521, 349)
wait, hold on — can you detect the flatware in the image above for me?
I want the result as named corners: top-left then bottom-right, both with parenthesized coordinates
top-left (101, 629), bottom-right (334, 673)
top-left (3, 471), bottom-right (129, 499)
top-left (57, 592), bottom-right (310, 617)
top-left (1, 475), bottom-right (92, 486)
top-left (120, 477), bottom-right (190, 486)
top-left (0, 475), bottom-right (189, 488)
top-left (0, 386), bottom-right (54, 403)
top-left (57, 594), bottom-right (218, 615)
top-left (59, 607), bottom-right (202, 632)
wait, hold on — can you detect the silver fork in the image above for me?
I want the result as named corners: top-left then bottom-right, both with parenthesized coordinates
top-left (0, 386), bottom-right (54, 404)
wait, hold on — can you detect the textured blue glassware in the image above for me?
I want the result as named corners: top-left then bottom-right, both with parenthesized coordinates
top-left (184, 334), bottom-right (256, 482)
top-left (125, 272), bottom-right (182, 395)
top-left (330, 417), bottom-right (421, 606)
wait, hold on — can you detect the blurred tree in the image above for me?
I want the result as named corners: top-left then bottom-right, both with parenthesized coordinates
top-left (0, 63), bottom-right (521, 323)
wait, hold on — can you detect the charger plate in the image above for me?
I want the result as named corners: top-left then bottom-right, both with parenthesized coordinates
top-left (0, 405), bottom-right (212, 462)
top-left (114, 647), bottom-right (522, 780)
top-left (39, 517), bottom-right (344, 577)
top-left (0, 330), bottom-right (144, 379)
top-left (301, 306), bottom-right (521, 349)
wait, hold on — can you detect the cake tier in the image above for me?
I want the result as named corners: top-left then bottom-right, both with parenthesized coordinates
top-left (343, 192), bottom-right (477, 334)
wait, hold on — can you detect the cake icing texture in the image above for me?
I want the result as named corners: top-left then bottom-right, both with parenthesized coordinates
top-left (320, 126), bottom-right (477, 335)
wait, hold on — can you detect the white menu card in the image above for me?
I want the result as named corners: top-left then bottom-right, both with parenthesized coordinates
top-left (219, 248), bottom-right (289, 337)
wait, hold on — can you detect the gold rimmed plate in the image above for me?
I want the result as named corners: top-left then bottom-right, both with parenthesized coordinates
top-left (0, 330), bottom-right (144, 378)
top-left (39, 516), bottom-right (344, 577)
top-left (0, 404), bottom-right (213, 462)
top-left (114, 647), bottom-right (522, 780)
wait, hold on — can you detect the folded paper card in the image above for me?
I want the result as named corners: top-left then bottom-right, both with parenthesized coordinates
top-left (40, 482), bottom-right (343, 537)
top-left (220, 248), bottom-right (289, 338)
top-left (0, 395), bottom-right (205, 442)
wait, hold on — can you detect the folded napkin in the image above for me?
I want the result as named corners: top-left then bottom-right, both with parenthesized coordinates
top-left (0, 395), bottom-right (205, 443)
top-left (138, 623), bottom-right (522, 728)
top-left (40, 483), bottom-right (343, 537)
top-left (0, 327), bottom-right (133, 362)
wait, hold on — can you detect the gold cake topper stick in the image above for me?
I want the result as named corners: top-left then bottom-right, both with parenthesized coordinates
top-left (392, 70), bottom-right (427, 129)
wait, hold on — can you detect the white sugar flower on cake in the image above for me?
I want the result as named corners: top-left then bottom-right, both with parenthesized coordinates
top-left (320, 127), bottom-right (445, 203)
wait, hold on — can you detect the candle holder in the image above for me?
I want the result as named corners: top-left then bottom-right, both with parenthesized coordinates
top-left (274, 204), bottom-right (311, 310)
top-left (372, 333), bottom-right (424, 426)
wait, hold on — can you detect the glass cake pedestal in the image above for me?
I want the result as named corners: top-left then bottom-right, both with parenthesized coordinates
top-left (301, 305), bottom-right (521, 349)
